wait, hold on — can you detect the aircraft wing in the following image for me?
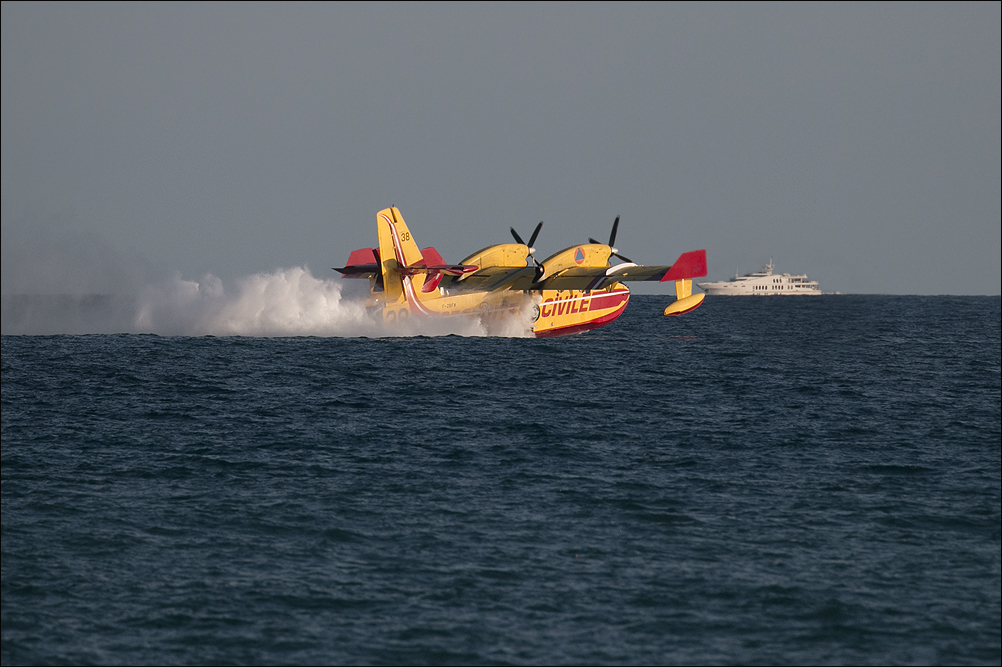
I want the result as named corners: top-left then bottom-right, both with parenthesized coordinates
top-left (439, 250), bottom-right (706, 293)
top-left (522, 264), bottom-right (672, 291)
top-left (522, 250), bottom-right (709, 292)
top-left (444, 266), bottom-right (538, 292)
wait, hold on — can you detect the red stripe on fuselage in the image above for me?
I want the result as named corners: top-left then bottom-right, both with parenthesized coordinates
top-left (534, 289), bottom-right (630, 337)
top-left (534, 299), bottom-right (628, 337)
top-left (537, 288), bottom-right (629, 318)
top-left (585, 289), bottom-right (629, 311)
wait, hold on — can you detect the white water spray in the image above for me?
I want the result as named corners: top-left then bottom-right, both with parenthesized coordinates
top-left (0, 225), bottom-right (533, 337)
top-left (2, 266), bottom-right (534, 338)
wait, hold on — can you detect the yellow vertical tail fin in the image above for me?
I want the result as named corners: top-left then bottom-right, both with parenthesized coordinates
top-left (376, 207), bottom-right (427, 306)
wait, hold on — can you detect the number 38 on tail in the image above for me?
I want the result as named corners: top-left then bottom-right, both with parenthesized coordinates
top-left (335, 207), bottom-right (707, 337)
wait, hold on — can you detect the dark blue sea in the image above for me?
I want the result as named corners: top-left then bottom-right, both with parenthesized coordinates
top-left (2, 295), bottom-right (1000, 665)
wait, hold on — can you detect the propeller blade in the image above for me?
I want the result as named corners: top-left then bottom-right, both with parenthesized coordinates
top-left (608, 215), bottom-right (620, 248)
top-left (510, 227), bottom-right (525, 246)
top-left (589, 238), bottom-right (601, 245)
top-left (613, 251), bottom-right (633, 263)
top-left (527, 221), bottom-right (543, 249)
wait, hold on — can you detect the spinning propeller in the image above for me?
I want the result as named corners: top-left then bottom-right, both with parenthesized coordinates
top-left (589, 215), bottom-right (633, 263)
top-left (511, 221), bottom-right (545, 281)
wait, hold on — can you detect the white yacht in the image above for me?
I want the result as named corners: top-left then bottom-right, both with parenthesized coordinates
top-left (697, 259), bottom-right (821, 296)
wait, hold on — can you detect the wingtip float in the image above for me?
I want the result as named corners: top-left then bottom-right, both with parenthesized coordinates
top-left (334, 206), bottom-right (708, 337)
top-left (662, 249), bottom-right (707, 316)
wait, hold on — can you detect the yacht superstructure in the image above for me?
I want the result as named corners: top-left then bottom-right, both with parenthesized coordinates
top-left (697, 259), bottom-right (820, 296)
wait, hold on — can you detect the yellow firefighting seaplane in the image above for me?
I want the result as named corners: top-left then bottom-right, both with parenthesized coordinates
top-left (334, 207), bottom-right (707, 337)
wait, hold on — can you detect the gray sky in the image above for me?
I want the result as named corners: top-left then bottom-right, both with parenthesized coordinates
top-left (3, 2), bottom-right (1000, 296)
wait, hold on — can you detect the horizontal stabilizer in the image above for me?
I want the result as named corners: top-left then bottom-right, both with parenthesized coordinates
top-left (422, 248), bottom-right (479, 277)
top-left (397, 248), bottom-right (478, 277)
top-left (334, 247), bottom-right (380, 278)
top-left (662, 250), bottom-right (708, 282)
top-left (399, 264), bottom-right (479, 277)
top-left (421, 247), bottom-right (446, 266)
